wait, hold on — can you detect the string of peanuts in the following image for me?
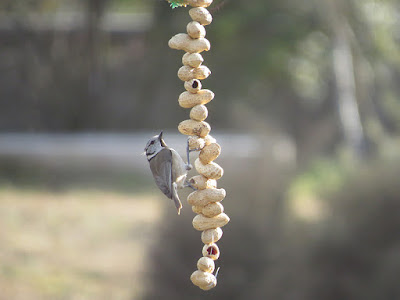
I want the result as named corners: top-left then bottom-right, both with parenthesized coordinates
top-left (167, 0), bottom-right (230, 291)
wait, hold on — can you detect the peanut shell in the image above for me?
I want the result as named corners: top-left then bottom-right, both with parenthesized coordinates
top-left (201, 227), bottom-right (223, 244)
top-left (190, 270), bottom-right (217, 291)
top-left (202, 243), bottom-right (220, 260)
top-left (187, 21), bottom-right (206, 39)
top-left (186, 0), bottom-right (213, 7)
top-left (178, 120), bottom-right (211, 137)
top-left (197, 257), bottom-right (215, 273)
top-left (192, 205), bottom-right (204, 214)
top-left (182, 52), bottom-right (203, 68)
top-left (189, 7), bottom-right (213, 25)
top-left (188, 136), bottom-right (205, 150)
top-left (178, 90), bottom-right (214, 108)
top-left (193, 213), bottom-right (230, 231)
top-left (202, 202), bottom-right (224, 217)
top-left (187, 188), bottom-right (226, 207)
top-left (184, 79), bottom-right (202, 93)
top-left (168, 33), bottom-right (210, 53)
top-left (178, 65), bottom-right (211, 81)
top-left (199, 143), bottom-right (221, 164)
top-left (204, 135), bottom-right (216, 145)
top-left (190, 105), bottom-right (208, 121)
top-left (189, 175), bottom-right (217, 190)
top-left (194, 158), bottom-right (223, 179)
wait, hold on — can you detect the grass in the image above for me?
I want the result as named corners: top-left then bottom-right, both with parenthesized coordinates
top-left (0, 186), bottom-right (162, 300)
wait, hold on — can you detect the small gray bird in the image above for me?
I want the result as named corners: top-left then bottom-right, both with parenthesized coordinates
top-left (144, 131), bottom-right (192, 214)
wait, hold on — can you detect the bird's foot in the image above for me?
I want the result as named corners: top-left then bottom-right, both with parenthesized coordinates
top-left (186, 138), bottom-right (202, 167)
top-left (185, 181), bottom-right (197, 191)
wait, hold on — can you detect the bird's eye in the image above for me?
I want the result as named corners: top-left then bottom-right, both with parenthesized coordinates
top-left (150, 141), bottom-right (154, 145)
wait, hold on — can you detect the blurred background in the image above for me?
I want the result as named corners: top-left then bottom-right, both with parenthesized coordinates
top-left (1, 0), bottom-right (400, 299)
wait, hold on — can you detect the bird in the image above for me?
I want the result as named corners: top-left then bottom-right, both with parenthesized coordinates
top-left (144, 131), bottom-right (192, 214)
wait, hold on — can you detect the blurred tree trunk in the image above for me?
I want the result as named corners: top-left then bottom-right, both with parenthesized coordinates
top-left (332, 21), bottom-right (367, 158)
top-left (83, 0), bottom-right (109, 128)
top-left (319, 0), bottom-right (368, 159)
top-left (138, 1), bottom-right (184, 129)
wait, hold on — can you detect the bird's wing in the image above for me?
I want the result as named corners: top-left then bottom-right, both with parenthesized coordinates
top-left (150, 148), bottom-right (173, 199)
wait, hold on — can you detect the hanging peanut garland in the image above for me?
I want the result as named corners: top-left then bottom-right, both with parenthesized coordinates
top-left (167, 0), bottom-right (230, 291)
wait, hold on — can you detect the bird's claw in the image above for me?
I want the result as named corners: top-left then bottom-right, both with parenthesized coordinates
top-left (185, 181), bottom-right (197, 191)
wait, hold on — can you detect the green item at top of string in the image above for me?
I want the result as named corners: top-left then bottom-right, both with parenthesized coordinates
top-left (167, 0), bottom-right (187, 9)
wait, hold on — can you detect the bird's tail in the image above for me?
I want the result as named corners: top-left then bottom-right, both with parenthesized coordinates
top-left (172, 183), bottom-right (183, 215)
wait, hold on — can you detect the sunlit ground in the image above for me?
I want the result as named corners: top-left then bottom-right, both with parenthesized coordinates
top-left (0, 187), bottom-right (162, 300)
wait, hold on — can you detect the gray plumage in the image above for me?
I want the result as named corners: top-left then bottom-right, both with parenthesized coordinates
top-left (144, 132), bottom-right (189, 214)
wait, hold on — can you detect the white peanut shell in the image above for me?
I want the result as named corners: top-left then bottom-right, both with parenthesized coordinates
top-left (182, 52), bottom-right (203, 68)
top-left (186, 0), bottom-right (213, 7)
top-left (190, 105), bottom-right (208, 121)
top-left (189, 7), bottom-right (213, 25)
top-left (168, 33), bottom-right (210, 53)
top-left (178, 120), bottom-right (211, 137)
top-left (187, 188), bottom-right (226, 206)
top-left (192, 205), bottom-right (204, 214)
top-left (202, 202), bottom-right (224, 217)
top-left (189, 175), bottom-right (217, 190)
top-left (188, 135), bottom-right (206, 150)
top-left (185, 135), bottom-right (214, 151)
top-left (192, 213), bottom-right (230, 231)
top-left (204, 135), bottom-right (216, 146)
top-left (202, 243), bottom-right (220, 260)
top-left (184, 79), bottom-right (202, 93)
top-left (178, 90), bottom-right (214, 108)
top-left (190, 270), bottom-right (217, 291)
top-left (194, 158), bottom-right (224, 179)
top-left (178, 65), bottom-right (211, 81)
top-left (201, 227), bottom-right (223, 244)
top-left (187, 21), bottom-right (206, 39)
top-left (197, 257), bottom-right (215, 273)
top-left (199, 142), bottom-right (221, 164)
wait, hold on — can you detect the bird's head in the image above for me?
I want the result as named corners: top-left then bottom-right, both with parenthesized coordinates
top-left (144, 131), bottom-right (167, 159)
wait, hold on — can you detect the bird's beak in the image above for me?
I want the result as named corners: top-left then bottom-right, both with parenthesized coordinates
top-left (158, 131), bottom-right (167, 147)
